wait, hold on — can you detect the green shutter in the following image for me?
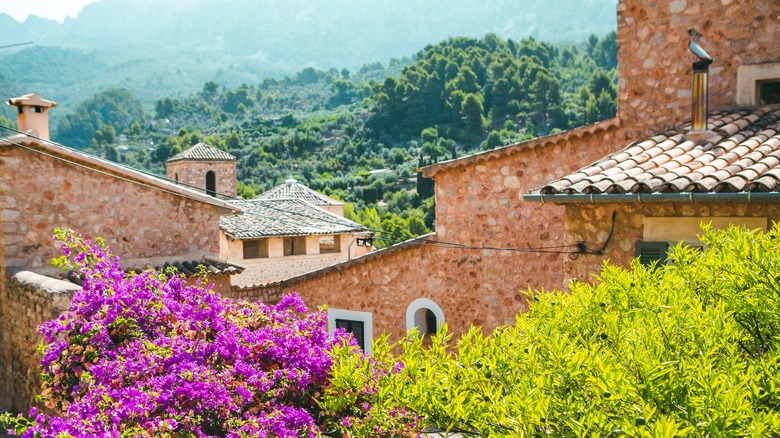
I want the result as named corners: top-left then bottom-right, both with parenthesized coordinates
top-left (636, 241), bottom-right (669, 266)
top-left (336, 319), bottom-right (365, 351)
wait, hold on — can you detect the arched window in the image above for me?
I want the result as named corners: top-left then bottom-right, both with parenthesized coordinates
top-left (405, 298), bottom-right (445, 336)
top-left (174, 173), bottom-right (179, 183)
top-left (205, 171), bottom-right (217, 197)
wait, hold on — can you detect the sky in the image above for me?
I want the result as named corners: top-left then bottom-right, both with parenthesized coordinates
top-left (1, 0), bottom-right (103, 23)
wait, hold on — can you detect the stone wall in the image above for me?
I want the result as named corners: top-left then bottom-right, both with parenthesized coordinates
top-left (563, 202), bottom-right (780, 283)
top-left (0, 144), bottom-right (226, 277)
top-left (270, 123), bottom-right (626, 341)
top-left (166, 160), bottom-right (237, 200)
top-left (616, 0), bottom-right (779, 138)
top-left (0, 272), bottom-right (78, 413)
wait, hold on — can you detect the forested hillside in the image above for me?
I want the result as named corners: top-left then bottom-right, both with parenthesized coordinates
top-left (0, 0), bottom-right (616, 114)
top-left (6, 33), bottom-right (618, 248)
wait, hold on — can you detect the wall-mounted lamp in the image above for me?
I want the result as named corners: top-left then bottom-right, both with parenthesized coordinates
top-left (356, 235), bottom-right (374, 247)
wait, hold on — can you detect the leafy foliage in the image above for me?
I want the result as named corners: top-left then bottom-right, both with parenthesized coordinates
top-left (56, 88), bottom-right (144, 148)
top-left (0, 229), bottom-right (421, 437)
top-left (370, 224), bottom-right (780, 436)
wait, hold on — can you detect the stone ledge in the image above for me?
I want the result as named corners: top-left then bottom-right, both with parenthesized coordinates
top-left (12, 271), bottom-right (80, 295)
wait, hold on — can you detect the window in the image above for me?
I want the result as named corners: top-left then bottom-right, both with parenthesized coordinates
top-left (405, 298), bottom-right (445, 336)
top-left (205, 171), bottom-right (217, 197)
top-left (32, 106), bottom-right (43, 113)
top-left (737, 63), bottom-right (780, 105)
top-left (335, 319), bottom-right (365, 351)
top-left (635, 241), bottom-right (669, 266)
top-left (283, 236), bottom-right (306, 256)
top-left (327, 309), bottom-right (373, 354)
top-left (636, 241), bottom-right (705, 266)
top-left (17, 106), bottom-right (23, 114)
top-left (319, 235), bottom-right (341, 253)
top-left (759, 81), bottom-right (780, 104)
top-left (243, 239), bottom-right (268, 259)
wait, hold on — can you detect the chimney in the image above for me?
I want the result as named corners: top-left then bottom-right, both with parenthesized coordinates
top-left (687, 29), bottom-right (713, 136)
top-left (690, 59), bottom-right (712, 134)
top-left (6, 93), bottom-right (57, 141)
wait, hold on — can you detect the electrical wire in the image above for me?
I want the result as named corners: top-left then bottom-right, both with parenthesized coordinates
top-left (1, 125), bottom-right (598, 255)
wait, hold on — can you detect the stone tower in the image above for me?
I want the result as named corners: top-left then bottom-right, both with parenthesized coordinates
top-left (166, 142), bottom-right (237, 200)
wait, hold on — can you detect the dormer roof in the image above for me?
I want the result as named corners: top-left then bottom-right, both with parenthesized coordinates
top-left (254, 177), bottom-right (343, 206)
top-left (166, 142), bottom-right (236, 163)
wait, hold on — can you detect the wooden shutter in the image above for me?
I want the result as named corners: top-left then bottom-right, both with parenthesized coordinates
top-left (635, 241), bottom-right (669, 266)
top-left (336, 319), bottom-right (365, 351)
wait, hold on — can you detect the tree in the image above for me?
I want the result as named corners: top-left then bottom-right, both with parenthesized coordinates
top-left (461, 93), bottom-right (485, 138)
top-left (368, 224), bottom-right (780, 436)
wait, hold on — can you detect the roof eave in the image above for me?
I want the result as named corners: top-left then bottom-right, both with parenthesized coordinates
top-left (523, 192), bottom-right (780, 204)
top-left (421, 118), bottom-right (621, 178)
top-left (1, 136), bottom-right (237, 212)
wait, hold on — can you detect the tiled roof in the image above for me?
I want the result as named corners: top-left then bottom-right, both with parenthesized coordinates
top-left (166, 142), bottom-right (236, 163)
top-left (221, 198), bottom-right (366, 239)
top-left (422, 119), bottom-right (621, 178)
top-left (255, 178), bottom-right (343, 206)
top-left (534, 107), bottom-right (780, 196)
top-left (65, 256), bottom-right (246, 285)
top-left (125, 255), bottom-right (246, 276)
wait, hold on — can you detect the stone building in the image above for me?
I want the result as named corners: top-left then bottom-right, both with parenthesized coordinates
top-left (219, 194), bottom-right (370, 287)
top-left (0, 96), bottom-right (245, 411)
top-left (166, 141), bottom-right (238, 199)
top-left (257, 0), bottom-right (779, 347)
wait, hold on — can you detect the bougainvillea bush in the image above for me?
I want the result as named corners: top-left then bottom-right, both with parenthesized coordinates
top-left (1, 228), bottom-right (422, 438)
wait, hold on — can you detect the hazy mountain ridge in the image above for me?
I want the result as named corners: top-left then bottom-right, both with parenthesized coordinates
top-left (0, 0), bottom-right (617, 116)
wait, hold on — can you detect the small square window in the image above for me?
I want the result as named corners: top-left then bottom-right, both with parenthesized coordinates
top-left (243, 239), bottom-right (268, 259)
top-left (283, 236), bottom-right (306, 256)
top-left (335, 319), bottom-right (366, 351)
top-left (319, 235), bottom-right (341, 253)
top-left (759, 82), bottom-right (780, 105)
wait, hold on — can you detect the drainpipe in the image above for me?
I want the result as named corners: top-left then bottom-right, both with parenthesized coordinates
top-left (524, 192), bottom-right (780, 204)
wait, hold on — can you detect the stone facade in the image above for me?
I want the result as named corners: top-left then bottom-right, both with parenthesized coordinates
top-left (0, 141), bottom-right (229, 278)
top-left (0, 272), bottom-right (78, 412)
top-left (616, 0), bottom-right (779, 138)
top-left (220, 233), bottom-right (372, 287)
top-left (563, 202), bottom-right (780, 284)
top-left (166, 159), bottom-right (238, 200)
top-left (270, 122), bottom-right (625, 340)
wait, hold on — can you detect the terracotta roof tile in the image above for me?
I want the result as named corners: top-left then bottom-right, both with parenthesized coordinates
top-left (535, 107), bottom-right (780, 196)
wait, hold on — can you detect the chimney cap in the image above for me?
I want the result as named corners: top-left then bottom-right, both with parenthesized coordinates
top-left (6, 93), bottom-right (57, 109)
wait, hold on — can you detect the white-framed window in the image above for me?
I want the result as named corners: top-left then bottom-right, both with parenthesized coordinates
top-left (405, 298), bottom-right (445, 336)
top-left (737, 62), bottom-right (780, 105)
top-left (327, 308), bottom-right (373, 354)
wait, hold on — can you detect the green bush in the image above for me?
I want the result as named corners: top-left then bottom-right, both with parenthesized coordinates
top-left (369, 224), bottom-right (780, 436)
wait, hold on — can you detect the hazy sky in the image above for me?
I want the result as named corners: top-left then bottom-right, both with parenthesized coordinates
top-left (1, 0), bottom-right (103, 23)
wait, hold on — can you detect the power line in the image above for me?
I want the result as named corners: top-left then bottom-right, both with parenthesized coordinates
top-left (0, 41), bottom-right (33, 50)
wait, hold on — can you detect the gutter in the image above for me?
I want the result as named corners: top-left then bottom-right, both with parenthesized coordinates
top-left (523, 192), bottom-right (780, 204)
